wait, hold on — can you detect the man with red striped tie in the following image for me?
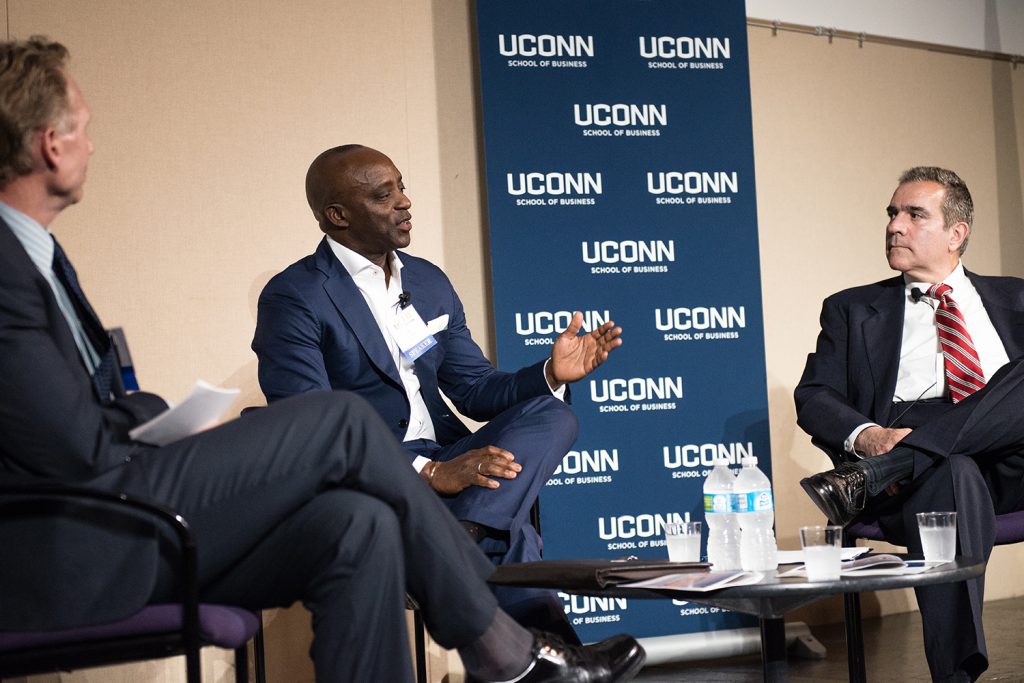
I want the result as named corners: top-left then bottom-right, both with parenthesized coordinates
top-left (795, 167), bottom-right (1024, 683)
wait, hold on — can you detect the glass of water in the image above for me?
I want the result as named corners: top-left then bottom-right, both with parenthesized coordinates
top-left (916, 511), bottom-right (957, 563)
top-left (665, 521), bottom-right (702, 562)
top-left (800, 525), bottom-right (843, 581)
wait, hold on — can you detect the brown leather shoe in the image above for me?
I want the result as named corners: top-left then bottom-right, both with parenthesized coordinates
top-left (800, 462), bottom-right (868, 526)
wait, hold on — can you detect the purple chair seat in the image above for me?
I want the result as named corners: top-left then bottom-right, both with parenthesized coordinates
top-left (841, 509), bottom-right (1024, 682)
top-left (0, 604), bottom-right (260, 653)
top-left (847, 509), bottom-right (1024, 546)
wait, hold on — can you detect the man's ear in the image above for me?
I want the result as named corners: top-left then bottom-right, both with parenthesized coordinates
top-left (948, 221), bottom-right (969, 253)
top-left (324, 203), bottom-right (348, 229)
top-left (34, 126), bottom-right (61, 172)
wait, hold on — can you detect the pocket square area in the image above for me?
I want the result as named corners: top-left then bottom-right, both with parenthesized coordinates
top-left (426, 315), bottom-right (449, 334)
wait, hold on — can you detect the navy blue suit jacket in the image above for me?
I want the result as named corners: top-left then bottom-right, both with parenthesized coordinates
top-left (794, 270), bottom-right (1024, 462)
top-left (253, 239), bottom-right (554, 458)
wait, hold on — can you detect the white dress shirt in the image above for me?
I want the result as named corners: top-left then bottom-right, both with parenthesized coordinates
top-left (844, 261), bottom-right (1009, 455)
top-left (327, 238), bottom-right (567, 471)
top-left (327, 238), bottom-right (436, 471)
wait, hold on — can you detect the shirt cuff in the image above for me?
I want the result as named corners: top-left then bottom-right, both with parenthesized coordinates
top-left (845, 423), bottom-right (879, 458)
top-left (542, 359), bottom-right (568, 401)
top-left (412, 455), bottom-right (431, 473)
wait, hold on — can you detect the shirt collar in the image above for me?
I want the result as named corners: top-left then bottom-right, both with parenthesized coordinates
top-left (0, 200), bottom-right (55, 275)
top-left (326, 236), bottom-right (403, 281)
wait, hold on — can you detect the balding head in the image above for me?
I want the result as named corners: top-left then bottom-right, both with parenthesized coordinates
top-left (304, 144), bottom-right (369, 232)
top-left (304, 145), bottom-right (413, 268)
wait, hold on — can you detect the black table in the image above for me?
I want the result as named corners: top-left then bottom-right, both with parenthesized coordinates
top-left (490, 558), bottom-right (985, 683)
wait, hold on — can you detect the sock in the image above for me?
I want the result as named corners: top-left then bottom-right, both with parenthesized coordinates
top-left (458, 608), bottom-right (535, 682)
top-left (461, 520), bottom-right (509, 544)
top-left (461, 520), bottom-right (487, 542)
top-left (857, 446), bottom-right (916, 496)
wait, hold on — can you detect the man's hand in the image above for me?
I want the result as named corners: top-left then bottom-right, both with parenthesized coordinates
top-left (547, 312), bottom-right (623, 389)
top-left (854, 426), bottom-right (912, 496)
top-left (854, 426), bottom-right (912, 457)
top-left (425, 446), bottom-right (522, 495)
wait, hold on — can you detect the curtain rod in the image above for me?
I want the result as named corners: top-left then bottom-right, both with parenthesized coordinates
top-left (747, 17), bottom-right (1022, 66)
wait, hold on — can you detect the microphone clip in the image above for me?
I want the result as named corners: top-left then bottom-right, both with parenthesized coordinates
top-left (398, 291), bottom-right (412, 309)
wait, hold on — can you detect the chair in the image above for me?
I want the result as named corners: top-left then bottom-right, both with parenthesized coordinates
top-left (0, 484), bottom-right (264, 683)
top-left (841, 511), bottom-right (1024, 683)
top-left (810, 439), bottom-right (1024, 680)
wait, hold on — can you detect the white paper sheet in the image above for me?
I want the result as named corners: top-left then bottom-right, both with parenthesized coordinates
top-left (128, 380), bottom-right (240, 446)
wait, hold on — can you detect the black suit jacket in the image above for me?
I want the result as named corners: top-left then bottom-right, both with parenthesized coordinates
top-left (794, 271), bottom-right (1024, 462)
top-left (0, 217), bottom-right (168, 629)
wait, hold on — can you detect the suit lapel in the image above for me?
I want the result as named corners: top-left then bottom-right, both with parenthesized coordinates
top-left (862, 279), bottom-right (905, 423)
top-left (315, 240), bottom-right (403, 388)
top-left (0, 218), bottom-right (89, 376)
top-left (969, 271), bottom-right (1024, 359)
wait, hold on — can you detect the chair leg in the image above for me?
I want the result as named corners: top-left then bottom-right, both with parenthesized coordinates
top-left (254, 612), bottom-right (267, 683)
top-left (185, 646), bottom-right (201, 683)
top-left (235, 645), bottom-right (250, 683)
top-left (844, 592), bottom-right (866, 683)
top-left (414, 608), bottom-right (428, 683)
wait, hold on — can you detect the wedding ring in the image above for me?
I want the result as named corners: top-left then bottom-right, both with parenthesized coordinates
top-left (477, 463), bottom-right (482, 474)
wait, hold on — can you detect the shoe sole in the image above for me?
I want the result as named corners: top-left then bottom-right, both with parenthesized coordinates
top-left (612, 646), bottom-right (647, 682)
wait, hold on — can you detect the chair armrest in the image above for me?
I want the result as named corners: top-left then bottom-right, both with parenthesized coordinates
top-left (0, 483), bottom-right (199, 644)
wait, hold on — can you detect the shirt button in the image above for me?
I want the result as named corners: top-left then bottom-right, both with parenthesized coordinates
top-left (398, 419), bottom-right (409, 429)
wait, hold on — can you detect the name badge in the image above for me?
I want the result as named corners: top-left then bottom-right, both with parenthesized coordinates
top-left (390, 304), bottom-right (437, 362)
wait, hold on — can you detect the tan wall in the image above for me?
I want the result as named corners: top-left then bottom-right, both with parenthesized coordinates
top-left (5, 2), bottom-right (1023, 681)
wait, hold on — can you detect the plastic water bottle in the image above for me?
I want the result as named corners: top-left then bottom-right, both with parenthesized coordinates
top-left (703, 456), bottom-right (741, 570)
top-left (735, 455), bottom-right (778, 571)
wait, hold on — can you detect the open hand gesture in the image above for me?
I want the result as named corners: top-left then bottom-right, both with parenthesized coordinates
top-left (547, 312), bottom-right (623, 388)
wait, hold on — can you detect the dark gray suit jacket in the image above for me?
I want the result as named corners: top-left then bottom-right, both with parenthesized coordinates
top-left (0, 218), bottom-right (168, 629)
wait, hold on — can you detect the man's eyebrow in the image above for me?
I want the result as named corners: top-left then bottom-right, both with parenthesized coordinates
top-left (887, 203), bottom-right (928, 214)
top-left (365, 177), bottom-right (398, 193)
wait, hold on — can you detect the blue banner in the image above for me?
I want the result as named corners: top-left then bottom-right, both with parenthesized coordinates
top-left (476, 0), bottom-right (771, 641)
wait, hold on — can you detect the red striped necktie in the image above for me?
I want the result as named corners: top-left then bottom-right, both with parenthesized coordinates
top-left (928, 283), bottom-right (985, 403)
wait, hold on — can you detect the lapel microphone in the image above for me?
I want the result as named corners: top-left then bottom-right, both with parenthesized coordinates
top-left (910, 287), bottom-right (926, 303)
top-left (398, 291), bottom-right (412, 308)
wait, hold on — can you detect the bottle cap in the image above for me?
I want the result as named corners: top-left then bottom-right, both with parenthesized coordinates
top-left (741, 455), bottom-right (758, 466)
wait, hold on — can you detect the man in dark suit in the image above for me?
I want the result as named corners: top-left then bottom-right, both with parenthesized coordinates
top-left (0, 37), bottom-right (645, 683)
top-left (796, 167), bottom-right (1024, 682)
top-left (252, 144), bottom-right (623, 639)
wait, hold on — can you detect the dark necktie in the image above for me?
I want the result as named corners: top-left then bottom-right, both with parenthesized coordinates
top-left (927, 283), bottom-right (985, 403)
top-left (51, 237), bottom-right (117, 402)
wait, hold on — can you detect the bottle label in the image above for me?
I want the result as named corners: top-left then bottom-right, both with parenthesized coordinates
top-left (703, 492), bottom-right (733, 513)
top-left (737, 490), bottom-right (773, 512)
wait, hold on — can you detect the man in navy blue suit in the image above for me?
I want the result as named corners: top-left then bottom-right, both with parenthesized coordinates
top-left (796, 167), bottom-right (1024, 682)
top-left (252, 144), bottom-right (622, 639)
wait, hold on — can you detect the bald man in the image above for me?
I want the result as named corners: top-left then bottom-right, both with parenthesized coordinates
top-left (253, 145), bottom-right (623, 640)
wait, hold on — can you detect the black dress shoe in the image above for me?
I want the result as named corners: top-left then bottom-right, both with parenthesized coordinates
top-left (471, 631), bottom-right (645, 683)
top-left (800, 462), bottom-right (868, 526)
